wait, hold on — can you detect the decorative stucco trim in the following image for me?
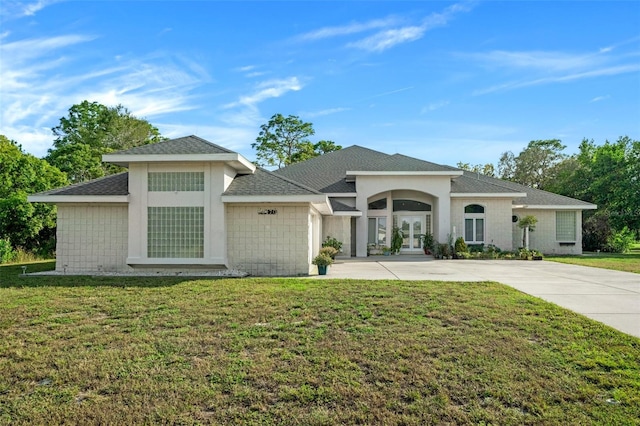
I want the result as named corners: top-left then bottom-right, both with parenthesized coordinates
top-left (346, 171), bottom-right (463, 177)
top-left (221, 194), bottom-right (332, 215)
top-left (332, 211), bottom-right (363, 217)
top-left (451, 192), bottom-right (527, 198)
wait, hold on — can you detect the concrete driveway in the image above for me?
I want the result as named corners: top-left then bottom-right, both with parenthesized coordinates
top-left (314, 256), bottom-right (640, 338)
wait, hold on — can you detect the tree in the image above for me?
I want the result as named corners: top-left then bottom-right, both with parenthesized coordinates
top-left (252, 114), bottom-right (341, 168)
top-left (456, 162), bottom-right (496, 177)
top-left (46, 101), bottom-right (165, 183)
top-left (498, 139), bottom-right (567, 189)
top-left (518, 215), bottom-right (538, 249)
top-left (0, 135), bottom-right (68, 253)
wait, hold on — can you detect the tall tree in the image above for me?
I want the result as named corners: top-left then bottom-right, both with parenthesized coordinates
top-left (0, 135), bottom-right (68, 252)
top-left (46, 101), bottom-right (165, 183)
top-left (498, 139), bottom-right (567, 189)
top-left (252, 114), bottom-right (341, 168)
top-left (456, 162), bottom-right (496, 177)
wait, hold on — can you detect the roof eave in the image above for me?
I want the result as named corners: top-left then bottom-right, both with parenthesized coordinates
top-left (28, 195), bottom-right (129, 204)
top-left (513, 204), bottom-right (598, 210)
top-left (103, 153), bottom-right (256, 173)
top-left (346, 171), bottom-right (463, 177)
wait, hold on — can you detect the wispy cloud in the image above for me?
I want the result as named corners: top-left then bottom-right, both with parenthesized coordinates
top-left (0, 0), bottom-right (59, 21)
top-left (420, 100), bottom-right (450, 114)
top-left (468, 41), bottom-right (640, 95)
top-left (296, 2), bottom-right (473, 53)
top-left (223, 77), bottom-right (303, 109)
top-left (473, 64), bottom-right (640, 95)
top-left (300, 107), bottom-right (350, 118)
top-left (297, 17), bottom-right (398, 41)
top-left (590, 95), bottom-right (610, 103)
top-left (0, 32), bottom-right (210, 156)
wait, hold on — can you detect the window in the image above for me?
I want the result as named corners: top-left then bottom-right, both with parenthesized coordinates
top-left (367, 217), bottom-right (387, 245)
top-left (148, 207), bottom-right (204, 258)
top-left (393, 199), bottom-right (431, 212)
top-left (464, 204), bottom-right (485, 243)
top-left (368, 198), bottom-right (387, 210)
top-left (148, 172), bottom-right (204, 191)
top-left (556, 211), bottom-right (576, 241)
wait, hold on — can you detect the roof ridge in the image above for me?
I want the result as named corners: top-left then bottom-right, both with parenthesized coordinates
top-left (389, 153), bottom-right (459, 171)
top-left (186, 135), bottom-right (235, 153)
top-left (457, 171), bottom-right (523, 193)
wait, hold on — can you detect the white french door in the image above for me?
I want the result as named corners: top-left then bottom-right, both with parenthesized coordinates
top-left (398, 216), bottom-right (424, 252)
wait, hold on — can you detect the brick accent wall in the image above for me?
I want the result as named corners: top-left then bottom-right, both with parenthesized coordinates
top-left (56, 205), bottom-right (129, 272)
top-left (226, 205), bottom-right (311, 276)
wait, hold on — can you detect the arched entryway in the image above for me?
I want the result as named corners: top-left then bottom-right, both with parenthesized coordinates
top-left (367, 190), bottom-right (434, 254)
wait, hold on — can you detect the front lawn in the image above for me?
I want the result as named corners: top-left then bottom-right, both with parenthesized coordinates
top-left (1, 262), bottom-right (639, 425)
top-left (546, 250), bottom-right (640, 274)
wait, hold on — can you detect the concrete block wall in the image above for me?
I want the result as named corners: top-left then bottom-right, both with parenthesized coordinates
top-left (56, 205), bottom-right (129, 272)
top-left (513, 209), bottom-right (582, 255)
top-left (226, 204), bottom-right (311, 276)
top-left (322, 216), bottom-right (351, 257)
top-left (450, 198), bottom-right (513, 251)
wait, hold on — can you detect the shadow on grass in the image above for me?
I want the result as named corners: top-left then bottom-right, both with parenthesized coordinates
top-left (0, 261), bottom-right (228, 288)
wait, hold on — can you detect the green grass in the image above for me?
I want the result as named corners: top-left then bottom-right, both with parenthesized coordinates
top-left (1, 262), bottom-right (639, 425)
top-left (547, 247), bottom-right (640, 274)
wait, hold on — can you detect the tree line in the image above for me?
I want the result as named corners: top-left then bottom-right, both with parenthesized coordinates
top-left (457, 137), bottom-right (639, 251)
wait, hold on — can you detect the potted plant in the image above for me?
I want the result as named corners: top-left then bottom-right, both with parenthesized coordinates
top-left (382, 246), bottom-right (392, 256)
top-left (391, 227), bottom-right (403, 255)
top-left (322, 236), bottom-right (343, 254)
top-left (420, 233), bottom-right (435, 255)
top-left (312, 252), bottom-right (334, 275)
top-left (319, 246), bottom-right (338, 260)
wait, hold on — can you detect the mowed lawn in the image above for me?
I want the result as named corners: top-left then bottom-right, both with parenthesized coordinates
top-left (547, 247), bottom-right (640, 274)
top-left (1, 262), bottom-right (639, 425)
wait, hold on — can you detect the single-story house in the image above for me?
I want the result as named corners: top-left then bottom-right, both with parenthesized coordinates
top-left (29, 135), bottom-right (596, 275)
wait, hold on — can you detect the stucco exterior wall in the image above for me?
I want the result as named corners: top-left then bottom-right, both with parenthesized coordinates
top-left (322, 216), bottom-right (351, 257)
top-left (450, 198), bottom-right (514, 251)
top-left (56, 205), bottom-right (129, 272)
top-left (354, 175), bottom-right (452, 257)
top-left (226, 204), bottom-right (312, 276)
top-left (513, 209), bottom-right (583, 255)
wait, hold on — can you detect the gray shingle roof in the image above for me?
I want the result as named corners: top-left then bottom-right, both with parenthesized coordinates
top-left (457, 171), bottom-right (595, 206)
top-left (32, 172), bottom-right (129, 196)
top-left (330, 198), bottom-right (359, 212)
top-left (273, 145), bottom-right (391, 193)
top-left (223, 168), bottom-right (323, 196)
top-left (352, 153), bottom-right (459, 172)
top-left (110, 135), bottom-right (234, 155)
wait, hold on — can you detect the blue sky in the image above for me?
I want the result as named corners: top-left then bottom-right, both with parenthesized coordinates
top-left (1, 1), bottom-right (639, 167)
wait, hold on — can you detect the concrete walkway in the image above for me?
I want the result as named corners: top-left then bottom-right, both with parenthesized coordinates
top-left (314, 256), bottom-right (640, 338)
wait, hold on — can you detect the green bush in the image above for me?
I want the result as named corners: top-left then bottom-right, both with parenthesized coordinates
top-left (0, 238), bottom-right (16, 264)
top-left (605, 227), bottom-right (635, 253)
top-left (322, 236), bottom-right (343, 253)
top-left (454, 237), bottom-right (468, 254)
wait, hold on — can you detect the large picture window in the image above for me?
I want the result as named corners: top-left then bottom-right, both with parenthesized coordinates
top-left (148, 172), bottom-right (204, 192)
top-left (148, 207), bottom-right (204, 258)
top-left (464, 204), bottom-right (485, 244)
top-left (367, 217), bottom-right (387, 245)
top-left (556, 211), bottom-right (576, 241)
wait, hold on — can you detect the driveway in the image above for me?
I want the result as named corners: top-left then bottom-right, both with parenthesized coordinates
top-left (315, 256), bottom-right (640, 338)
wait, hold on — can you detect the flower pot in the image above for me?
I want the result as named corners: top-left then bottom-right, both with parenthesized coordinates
top-left (318, 265), bottom-right (328, 275)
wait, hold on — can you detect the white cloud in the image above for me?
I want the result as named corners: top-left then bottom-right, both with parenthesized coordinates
top-left (420, 101), bottom-right (450, 114)
top-left (223, 77), bottom-right (303, 109)
top-left (300, 107), bottom-right (350, 118)
top-left (0, 0), bottom-right (59, 21)
top-left (590, 95), bottom-right (610, 103)
top-left (0, 32), bottom-right (210, 155)
top-left (347, 26), bottom-right (425, 52)
top-left (473, 64), bottom-right (640, 95)
top-left (466, 50), bottom-right (604, 72)
top-left (297, 17), bottom-right (398, 41)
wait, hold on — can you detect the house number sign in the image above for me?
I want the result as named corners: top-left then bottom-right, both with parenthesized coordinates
top-left (258, 209), bottom-right (278, 215)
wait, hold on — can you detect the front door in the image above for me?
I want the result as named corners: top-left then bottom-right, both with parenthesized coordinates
top-left (399, 216), bottom-right (423, 252)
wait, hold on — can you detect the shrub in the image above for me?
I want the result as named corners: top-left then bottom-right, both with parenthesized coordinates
top-left (0, 238), bottom-right (16, 264)
top-left (583, 211), bottom-right (613, 251)
top-left (319, 246), bottom-right (338, 259)
top-left (604, 227), bottom-right (635, 253)
top-left (322, 236), bottom-right (343, 253)
top-left (454, 237), bottom-right (468, 254)
top-left (456, 251), bottom-right (471, 259)
top-left (312, 253), bottom-right (334, 266)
